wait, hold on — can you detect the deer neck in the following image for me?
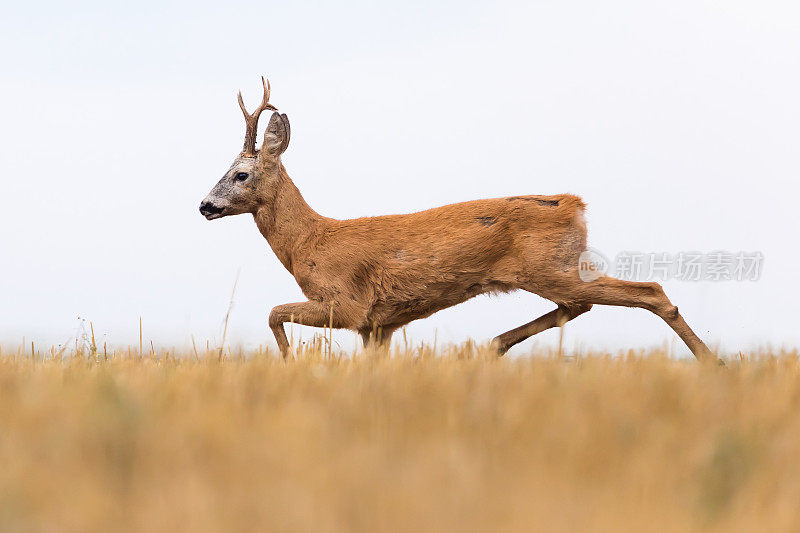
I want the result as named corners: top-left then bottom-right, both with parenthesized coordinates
top-left (253, 165), bottom-right (325, 274)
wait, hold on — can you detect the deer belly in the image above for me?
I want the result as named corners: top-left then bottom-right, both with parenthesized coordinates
top-left (367, 278), bottom-right (508, 327)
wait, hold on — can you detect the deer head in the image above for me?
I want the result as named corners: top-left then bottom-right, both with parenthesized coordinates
top-left (200, 77), bottom-right (291, 220)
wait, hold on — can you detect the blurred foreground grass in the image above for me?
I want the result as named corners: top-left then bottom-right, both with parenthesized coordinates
top-left (1, 345), bottom-right (799, 532)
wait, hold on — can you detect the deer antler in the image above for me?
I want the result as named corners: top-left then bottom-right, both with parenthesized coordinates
top-left (238, 77), bottom-right (278, 157)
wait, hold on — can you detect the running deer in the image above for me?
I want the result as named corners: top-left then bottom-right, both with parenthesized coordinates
top-left (200, 78), bottom-right (719, 363)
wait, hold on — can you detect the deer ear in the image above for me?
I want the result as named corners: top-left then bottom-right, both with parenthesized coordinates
top-left (262, 112), bottom-right (290, 156)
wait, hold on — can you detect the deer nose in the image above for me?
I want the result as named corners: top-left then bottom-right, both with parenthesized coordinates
top-left (199, 202), bottom-right (223, 217)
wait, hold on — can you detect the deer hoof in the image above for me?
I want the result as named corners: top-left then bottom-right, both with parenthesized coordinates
top-left (490, 338), bottom-right (509, 357)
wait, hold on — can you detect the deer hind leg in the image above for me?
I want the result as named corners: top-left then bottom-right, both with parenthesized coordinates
top-left (491, 303), bottom-right (592, 356)
top-left (268, 301), bottom-right (346, 359)
top-left (567, 276), bottom-right (718, 363)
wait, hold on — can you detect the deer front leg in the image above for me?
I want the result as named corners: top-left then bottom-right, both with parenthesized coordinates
top-left (359, 326), bottom-right (396, 351)
top-left (268, 301), bottom-right (343, 359)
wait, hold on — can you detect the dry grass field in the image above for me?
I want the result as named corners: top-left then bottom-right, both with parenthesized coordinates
top-left (1, 343), bottom-right (799, 532)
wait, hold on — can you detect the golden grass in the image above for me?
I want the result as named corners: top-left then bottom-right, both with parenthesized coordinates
top-left (1, 345), bottom-right (799, 532)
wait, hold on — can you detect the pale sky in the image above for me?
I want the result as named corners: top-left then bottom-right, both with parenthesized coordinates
top-left (1, 0), bottom-right (798, 355)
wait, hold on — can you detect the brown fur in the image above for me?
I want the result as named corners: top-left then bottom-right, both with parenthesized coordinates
top-left (201, 80), bottom-right (719, 363)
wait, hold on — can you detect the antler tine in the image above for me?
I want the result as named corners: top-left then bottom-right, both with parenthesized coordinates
top-left (238, 77), bottom-right (278, 157)
top-left (256, 77), bottom-right (277, 115)
top-left (237, 90), bottom-right (250, 120)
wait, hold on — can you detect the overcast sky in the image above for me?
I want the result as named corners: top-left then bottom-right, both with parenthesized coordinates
top-left (1, 0), bottom-right (798, 356)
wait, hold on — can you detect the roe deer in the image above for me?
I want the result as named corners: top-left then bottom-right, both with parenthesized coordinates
top-left (200, 78), bottom-right (719, 363)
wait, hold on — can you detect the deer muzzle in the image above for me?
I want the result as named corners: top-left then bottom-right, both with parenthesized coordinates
top-left (199, 201), bottom-right (225, 220)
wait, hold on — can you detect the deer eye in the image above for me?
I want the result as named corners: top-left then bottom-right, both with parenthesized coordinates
top-left (234, 172), bottom-right (249, 181)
